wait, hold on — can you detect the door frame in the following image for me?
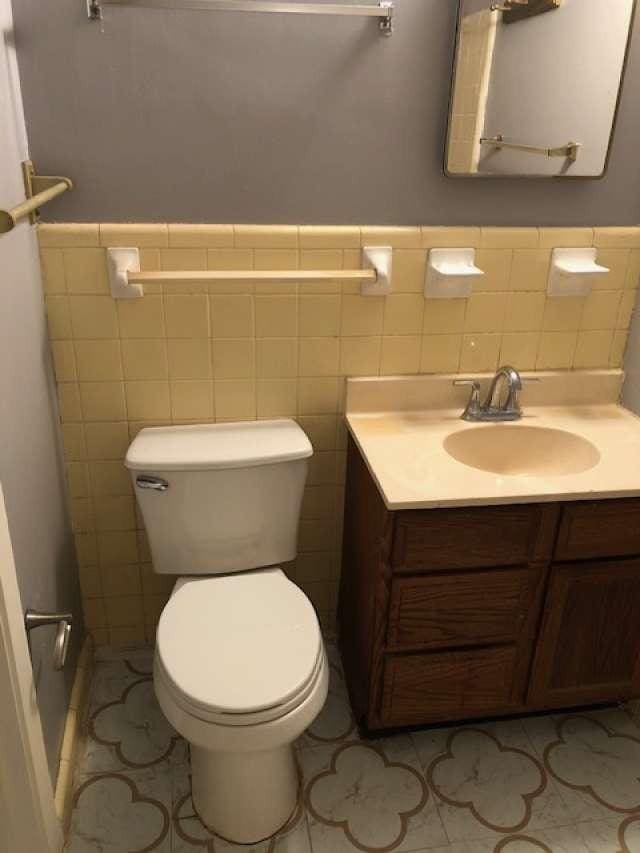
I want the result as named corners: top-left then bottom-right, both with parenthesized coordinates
top-left (0, 484), bottom-right (63, 853)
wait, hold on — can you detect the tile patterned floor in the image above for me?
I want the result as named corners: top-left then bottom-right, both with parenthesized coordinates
top-left (66, 640), bottom-right (640, 853)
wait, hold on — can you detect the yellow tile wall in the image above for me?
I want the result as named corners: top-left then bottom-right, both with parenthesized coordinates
top-left (39, 223), bottom-right (640, 646)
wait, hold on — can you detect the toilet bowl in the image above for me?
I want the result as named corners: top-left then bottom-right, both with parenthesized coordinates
top-left (154, 570), bottom-right (328, 842)
top-left (125, 420), bottom-right (328, 843)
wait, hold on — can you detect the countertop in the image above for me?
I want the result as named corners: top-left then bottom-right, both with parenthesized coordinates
top-left (345, 370), bottom-right (640, 510)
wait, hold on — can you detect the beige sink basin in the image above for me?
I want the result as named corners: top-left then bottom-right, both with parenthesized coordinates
top-left (443, 425), bottom-right (601, 477)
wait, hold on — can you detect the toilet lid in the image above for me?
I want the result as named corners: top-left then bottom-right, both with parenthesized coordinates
top-left (156, 570), bottom-right (322, 716)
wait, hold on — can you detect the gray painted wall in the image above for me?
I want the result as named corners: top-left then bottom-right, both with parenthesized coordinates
top-left (1, 0), bottom-right (83, 780)
top-left (11, 0), bottom-right (640, 225)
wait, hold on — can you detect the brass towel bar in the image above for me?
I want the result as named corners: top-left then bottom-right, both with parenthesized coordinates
top-left (0, 161), bottom-right (73, 235)
top-left (480, 135), bottom-right (581, 162)
top-left (127, 269), bottom-right (377, 284)
top-left (107, 246), bottom-right (392, 297)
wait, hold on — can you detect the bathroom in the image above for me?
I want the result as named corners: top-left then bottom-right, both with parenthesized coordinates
top-left (2, 0), bottom-right (640, 849)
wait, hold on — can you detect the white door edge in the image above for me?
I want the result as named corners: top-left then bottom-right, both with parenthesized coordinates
top-left (0, 483), bottom-right (63, 853)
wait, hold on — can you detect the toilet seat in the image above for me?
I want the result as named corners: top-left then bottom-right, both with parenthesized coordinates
top-left (155, 569), bottom-right (323, 727)
top-left (155, 643), bottom-right (326, 727)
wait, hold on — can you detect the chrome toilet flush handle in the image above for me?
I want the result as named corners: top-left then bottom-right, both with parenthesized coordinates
top-left (136, 475), bottom-right (170, 491)
top-left (24, 610), bottom-right (73, 670)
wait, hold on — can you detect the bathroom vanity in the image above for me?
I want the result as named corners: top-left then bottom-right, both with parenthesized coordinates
top-left (338, 371), bottom-right (640, 732)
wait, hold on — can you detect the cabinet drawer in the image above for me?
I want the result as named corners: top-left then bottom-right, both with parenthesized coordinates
top-left (392, 504), bottom-right (555, 572)
top-left (381, 646), bottom-right (520, 726)
top-left (555, 499), bottom-right (640, 561)
top-left (387, 568), bottom-right (538, 650)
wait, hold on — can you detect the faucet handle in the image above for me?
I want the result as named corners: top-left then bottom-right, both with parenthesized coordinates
top-left (453, 378), bottom-right (481, 390)
top-left (453, 378), bottom-right (482, 421)
top-left (453, 378), bottom-right (481, 398)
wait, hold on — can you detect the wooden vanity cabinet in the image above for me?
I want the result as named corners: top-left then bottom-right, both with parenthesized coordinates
top-left (338, 437), bottom-right (640, 731)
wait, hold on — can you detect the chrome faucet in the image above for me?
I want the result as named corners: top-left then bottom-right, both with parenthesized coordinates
top-left (453, 365), bottom-right (532, 422)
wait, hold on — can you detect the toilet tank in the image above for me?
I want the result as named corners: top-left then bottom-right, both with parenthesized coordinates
top-left (125, 420), bottom-right (312, 575)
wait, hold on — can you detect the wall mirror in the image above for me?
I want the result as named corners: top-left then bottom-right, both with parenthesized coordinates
top-left (445, 0), bottom-right (636, 178)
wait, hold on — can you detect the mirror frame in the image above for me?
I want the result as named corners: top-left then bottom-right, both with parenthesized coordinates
top-left (444, 0), bottom-right (638, 180)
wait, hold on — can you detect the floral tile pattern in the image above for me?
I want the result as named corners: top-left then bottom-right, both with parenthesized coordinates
top-left (65, 641), bottom-right (640, 852)
top-left (300, 734), bottom-right (448, 853)
top-left (305, 741), bottom-right (429, 851)
top-left (543, 716), bottom-right (640, 813)
top-left (427, 728), bottom-right (546, 833)
top-left (90, 678), bottom-right (182, 768)
top-left (413, 719), bottom-right (573, 846)
top-left (522, 707), bottom-right (640, 828)
top-left (67, 769), bottom-right (172, 853)
top-left (618, 815), bottom-right (640, 852)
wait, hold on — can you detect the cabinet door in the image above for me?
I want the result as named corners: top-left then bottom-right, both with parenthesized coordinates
top-left (529, 559), bottom-right (640, 706)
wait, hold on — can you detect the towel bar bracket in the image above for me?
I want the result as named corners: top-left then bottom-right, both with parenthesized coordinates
top-left (21, 161), bottom-right (72, 225)
top-left (0, 160), bottom-right (73, 235)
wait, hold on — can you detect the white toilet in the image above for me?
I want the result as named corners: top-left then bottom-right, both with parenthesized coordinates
top-left (125, 419), bottom-right (328, 844)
